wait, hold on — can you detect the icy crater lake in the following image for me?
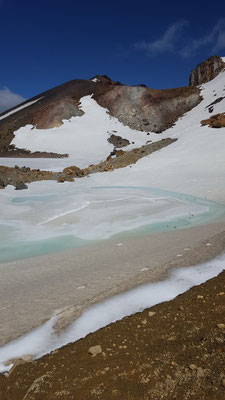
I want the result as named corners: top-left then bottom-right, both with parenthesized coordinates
top-left (1, 185), bottom-right (225, 263)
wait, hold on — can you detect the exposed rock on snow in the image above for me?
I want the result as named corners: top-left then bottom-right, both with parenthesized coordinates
top-left (189, 55), bottom-right (225, 86)
top-left (96, 85), bottom-right (201, 133)
top-left (107, 133), bottom-right (130, 148)
top-left (62, 165), bottom-right (84, 177)
top-left (201, 112), bottom-right (225, 128)
top-left (0, 138), bottom-right (176, 189)
top-left (83, 138), bottom-right (176, 175)
top-left (15, 182), bottom-right (28, 190)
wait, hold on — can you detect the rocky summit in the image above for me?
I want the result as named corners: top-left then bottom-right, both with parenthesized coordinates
top-left (189, 55), bottom-right (225, 86)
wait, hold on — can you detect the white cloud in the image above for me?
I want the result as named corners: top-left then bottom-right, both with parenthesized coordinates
top-left (180, 19), bottom-right (225, 57)
top-left (134, 19), bottom-right (225, 59)
top-left (0, 87), bottom-right (26, 113)
top-left (134, 20), bottom-right (189, 56)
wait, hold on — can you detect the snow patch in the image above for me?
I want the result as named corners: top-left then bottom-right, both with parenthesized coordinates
top-left (11, 95), bottom-right (158, 168)
top-left (0, 97), bottom-right (44, 121)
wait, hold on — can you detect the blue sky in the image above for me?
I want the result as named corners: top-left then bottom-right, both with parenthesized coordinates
top-left (1, 0), bottom-right (225, 111)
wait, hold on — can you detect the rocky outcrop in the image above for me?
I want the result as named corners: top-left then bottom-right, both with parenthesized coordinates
top-left (90, 74), bottom-right (122, 86)
top-left (62, 165), bottom-right (84, 177)
top-left (0, 139), bottom-right (176, 189)
top-left (82, 138), bottom-right (177, 174)
top-left (107, 133), bottom-right (130, 148)
top-left (0, 144), bottom-right (68, 158)
top-left (96, 85), bottom-right (201, 133)
top-left (189, 56), bottom-right (225, 86)
top-left (201, 112), bottom-right (225, 128)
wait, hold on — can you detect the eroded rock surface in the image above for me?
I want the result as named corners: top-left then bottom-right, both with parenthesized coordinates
top-left (96, 85), bottom-right (201, 133)
top-left (189, 56), bottom-right (225, 86)
top-left (107, 133), bottom-right (130, 148)
top-left (201, 112), bottom-right (225, 128)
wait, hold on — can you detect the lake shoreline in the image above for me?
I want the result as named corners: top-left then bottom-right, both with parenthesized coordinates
top-left (1, 218), bottom-right (225, 350)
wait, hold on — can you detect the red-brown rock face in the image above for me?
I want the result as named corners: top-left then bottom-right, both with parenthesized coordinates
top-left (95, 85), bottom-right (201, 133)
top-left (189, 56), bottom-right (225, 87)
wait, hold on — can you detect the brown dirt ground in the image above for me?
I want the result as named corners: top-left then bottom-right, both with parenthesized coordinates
top-left (0, 261), bottom-right (225, 399)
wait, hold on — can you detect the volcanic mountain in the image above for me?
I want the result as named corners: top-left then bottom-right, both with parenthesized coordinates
top-left (0, 71), bottom-right (202, 159)
top-left (0, 55), bottom-right (225, 190)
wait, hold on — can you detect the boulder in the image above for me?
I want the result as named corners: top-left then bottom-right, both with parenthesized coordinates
top-left (15, 182), bottom-right (28, 190)
top-left (108, 134), bottom-right (130, 148)
top-left (0, 179), bottom-right (5, 189)
top-left (63, 166), bottom-right (83, 177)
top-left (57, 176), bottom-right (65, 183)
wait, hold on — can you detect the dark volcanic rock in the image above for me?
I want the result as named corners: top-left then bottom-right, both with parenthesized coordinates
top-left (108, 134), bottom-right (130, 148)
top-left (90, 75), bottom-right (122, 86)
top-left (189, 56), bottom-right (225, 86)
top-left (15, 182), bottom-right (28, 190)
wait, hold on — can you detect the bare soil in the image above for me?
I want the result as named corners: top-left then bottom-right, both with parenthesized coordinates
top-left (0, 259), bottom-right (225, 399)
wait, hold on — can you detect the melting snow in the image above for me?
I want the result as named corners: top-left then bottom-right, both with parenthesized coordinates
top-left (11, 95), bottom-right (159, 168)
top-left (0, 252), bottom-right (225, 373)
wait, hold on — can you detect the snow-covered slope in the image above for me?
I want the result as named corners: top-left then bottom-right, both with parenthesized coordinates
top-left (0, 67), bottom-right (225, 264)
top-left (1, 68), bottom-right (225, 201)
top-left (71, 68), bottom-right (225, 203)
top-left (10, 96), bottom-right (158, 168)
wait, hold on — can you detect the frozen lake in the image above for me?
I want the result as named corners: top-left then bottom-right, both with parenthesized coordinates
top-left (1, 185), bottom-right (225, 263)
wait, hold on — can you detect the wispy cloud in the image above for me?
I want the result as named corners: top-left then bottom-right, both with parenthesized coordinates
top-left (134, 19), bottom-right (225, 59)
top-left (134, 20), bottom-right (189, 56)
top-left (0, 87), bottom-right (26, 113)
top-left (181, 18), bottom-right (225, 57)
